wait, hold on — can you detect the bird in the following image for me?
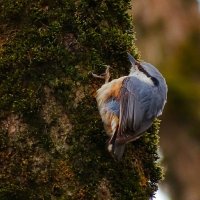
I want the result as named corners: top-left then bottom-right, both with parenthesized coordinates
top-left (92, 53), bottom-right (167, 160)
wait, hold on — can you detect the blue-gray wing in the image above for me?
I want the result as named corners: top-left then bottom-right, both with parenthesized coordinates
top-left (117, 76), bottom-right (164, 136)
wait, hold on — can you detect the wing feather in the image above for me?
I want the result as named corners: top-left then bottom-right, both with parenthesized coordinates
top-left (117, 76), bottom-right (161, 137)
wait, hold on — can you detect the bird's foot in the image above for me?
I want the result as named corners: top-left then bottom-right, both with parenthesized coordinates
top-left (92, 65), bottom-right (111, 83)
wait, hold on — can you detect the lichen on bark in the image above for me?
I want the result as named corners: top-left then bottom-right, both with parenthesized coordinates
top-left (0, 0), bottom-right (162, 199)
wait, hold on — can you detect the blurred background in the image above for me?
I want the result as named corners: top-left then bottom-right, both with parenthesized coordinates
top-left (132, 0), bottom-right (200, 199)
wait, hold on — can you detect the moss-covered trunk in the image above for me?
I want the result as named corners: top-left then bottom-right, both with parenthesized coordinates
top-left (0, 0), bottom-right (162, 199)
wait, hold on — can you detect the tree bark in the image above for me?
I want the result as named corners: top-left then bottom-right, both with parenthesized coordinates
top-left (0, 0), bottom-right (162, 199)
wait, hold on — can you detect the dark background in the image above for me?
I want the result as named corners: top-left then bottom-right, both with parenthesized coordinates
top-left (133, 0), bottom-right (200, 199)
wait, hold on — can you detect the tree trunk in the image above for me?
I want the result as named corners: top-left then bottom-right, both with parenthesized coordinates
top-left (0, 0), bottom-right (162, 199)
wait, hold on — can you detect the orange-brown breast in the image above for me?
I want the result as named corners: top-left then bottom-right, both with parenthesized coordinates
top-left (96, 76), bottom-right (127, 104)
top-left (95, 76), bottom-right (127, 136)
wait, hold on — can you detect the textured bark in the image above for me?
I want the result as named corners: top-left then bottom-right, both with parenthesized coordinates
top-left (0, 0), bottom-right (162, 199)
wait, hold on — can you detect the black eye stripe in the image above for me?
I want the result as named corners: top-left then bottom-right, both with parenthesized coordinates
top-left (136, 63), bottom-right (159, 86)
top-left (150, 77), bottom-right (159, 86)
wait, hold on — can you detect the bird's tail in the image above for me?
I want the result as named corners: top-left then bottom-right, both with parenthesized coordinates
top-left (107, 130), bottom-right (126, 161)
top-left (113, 143), bottom-right (126, 161)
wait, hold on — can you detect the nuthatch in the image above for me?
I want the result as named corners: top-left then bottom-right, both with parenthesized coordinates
top-left (92, 53), bottom-right (167, 160)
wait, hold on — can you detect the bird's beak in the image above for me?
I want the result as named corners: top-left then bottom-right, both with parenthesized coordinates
top-left (127, 53), bottom-right (137, 66)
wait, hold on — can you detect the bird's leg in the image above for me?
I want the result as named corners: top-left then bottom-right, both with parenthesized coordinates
top-left (92, 65), bottom-right (111, 83)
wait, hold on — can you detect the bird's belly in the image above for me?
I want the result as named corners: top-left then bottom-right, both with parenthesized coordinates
top-left (99, 107), bottom-right (119, 137)
top-left (95, 77), bottom-right (126, 136)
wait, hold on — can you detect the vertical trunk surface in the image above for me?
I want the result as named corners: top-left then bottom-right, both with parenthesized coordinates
top-left (0, 0), bottom-right (162, 199)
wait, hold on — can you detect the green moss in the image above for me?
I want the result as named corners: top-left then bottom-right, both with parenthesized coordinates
top-left (0, 186), bottom-right (32, 200)
top-left (0, 0), bottom-right (162, 199)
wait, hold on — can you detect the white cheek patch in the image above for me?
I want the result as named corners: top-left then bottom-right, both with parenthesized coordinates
top-left (132, 72), bottom-right (154, 86)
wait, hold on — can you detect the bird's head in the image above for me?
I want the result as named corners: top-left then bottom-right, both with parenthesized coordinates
top-left (127, 52), bottom-right (167, 103)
